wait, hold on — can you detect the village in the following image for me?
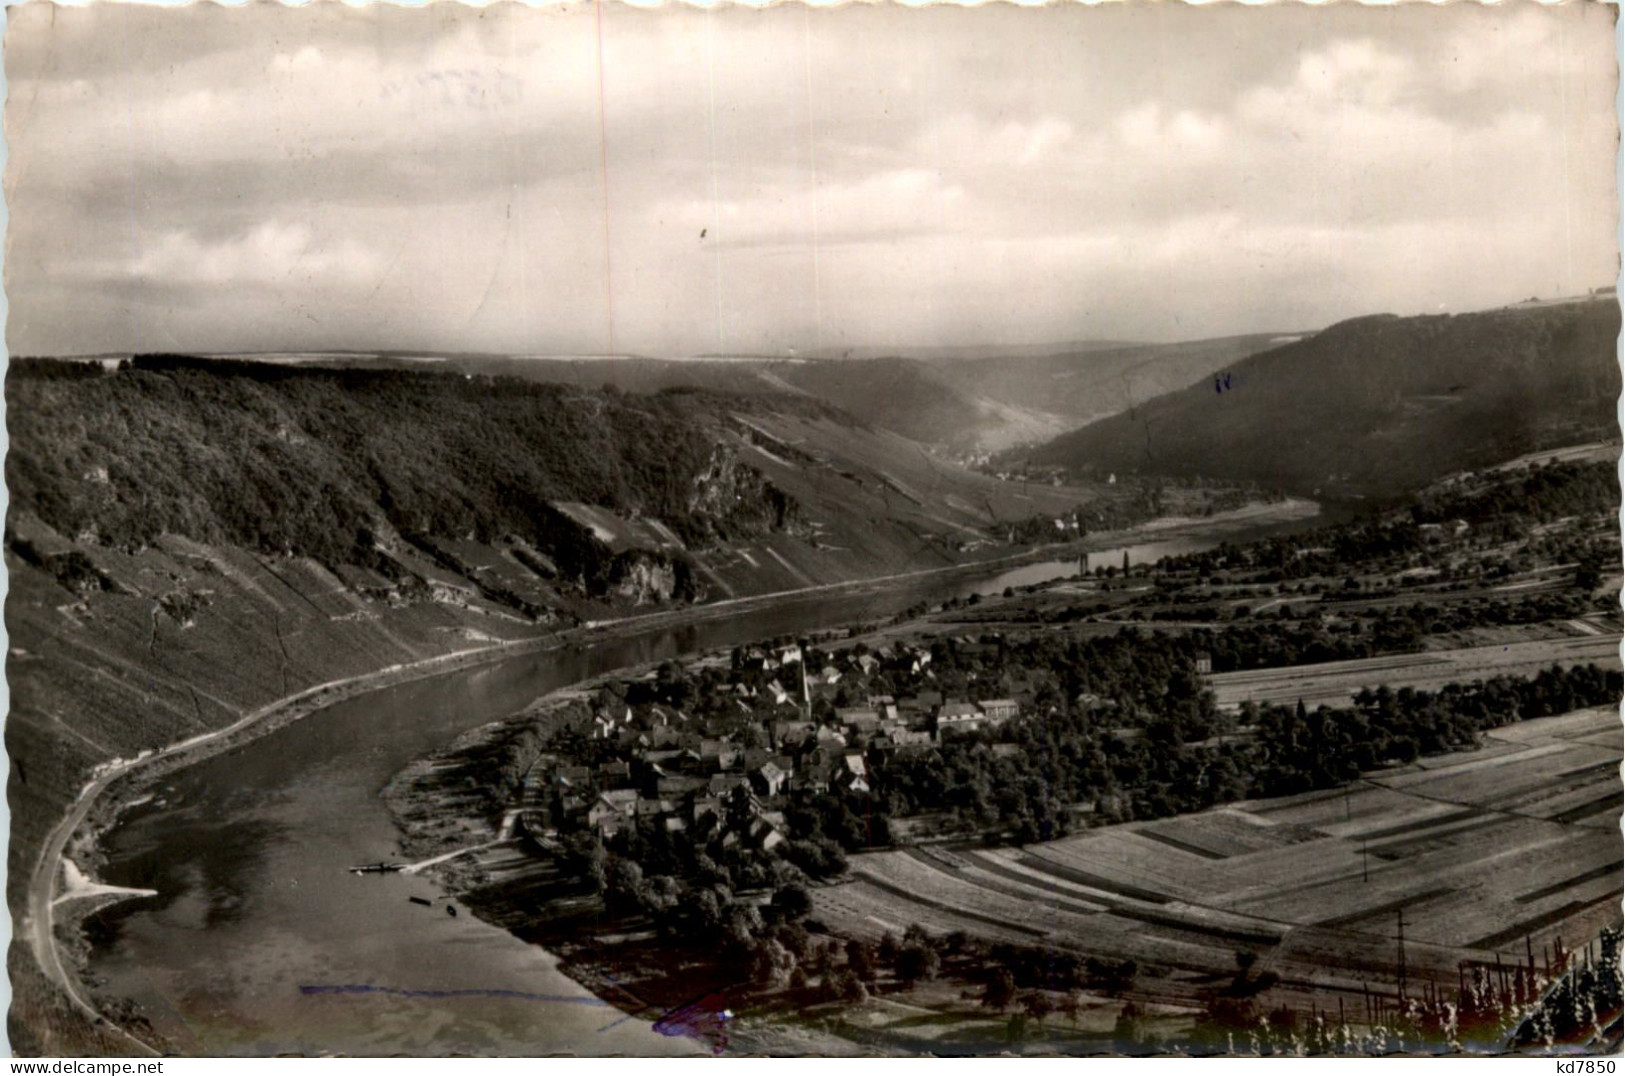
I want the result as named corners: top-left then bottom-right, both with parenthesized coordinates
top-left (523, 638), bottom-right (1031, 855)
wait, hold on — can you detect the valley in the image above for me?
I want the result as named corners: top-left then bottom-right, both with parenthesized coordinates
top-left (7, 303), bottom-right (1619, 1059)
top-left (8, 0), bottom-right (1619, 1061)
top-left (3, 353), bottom-right (1282, 1054)
top-left (373, 450), bottom-right (1621, 1056)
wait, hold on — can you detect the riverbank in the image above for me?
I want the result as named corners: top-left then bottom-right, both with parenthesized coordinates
top-left (47, 496), bottom-right (1326, 1053)
top-left (29, 532), bottom-right (1084, 1053)
top-left (380, 665), bottom-right (902, 1057)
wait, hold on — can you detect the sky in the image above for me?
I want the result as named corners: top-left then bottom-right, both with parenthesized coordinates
top-left (6, 1), bottom-right (1618, 358)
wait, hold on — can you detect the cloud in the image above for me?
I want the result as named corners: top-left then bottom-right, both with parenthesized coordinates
top-left (916, 114), bottom-right (1080, 171)
top-left (107, 223), bottom-right (382, 289)
top-left (5, 1), bottom-right (1617, 358)
top-left (1114, 103), bottom-right (1227, 155)
top-left (659, 167), bottom-right (968, 253)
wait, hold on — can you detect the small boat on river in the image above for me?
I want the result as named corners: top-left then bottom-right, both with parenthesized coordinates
top-left (349, 862), bottom-right (404, 874)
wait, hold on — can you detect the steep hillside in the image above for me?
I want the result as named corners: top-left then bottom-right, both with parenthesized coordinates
top-left (7, 357), bottom-right (1122, 613)
top-left (372, 338), bottom-right (1285, 455)
top-left (215, 335), bottom-right (1288, 457)
top-left (934, 334), bottom-right (1289, 429)
top-left (378, 353), bottom-right (1067, 455)
top-left (1022, 299), bottom-right (1620, 498)
top-left (9, 354), bottom-right (1149, 1049)
top-left (774, 357), bottom-right (1073, 452)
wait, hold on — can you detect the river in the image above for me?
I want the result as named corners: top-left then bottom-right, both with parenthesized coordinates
top-left (84, 512), bottom-right (1326, 1055)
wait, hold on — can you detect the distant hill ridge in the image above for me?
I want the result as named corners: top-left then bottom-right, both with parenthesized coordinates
top-left (1021, 298), bottom-right (1621, 499)
top-left (284, 334), bottom-right (1286, 456)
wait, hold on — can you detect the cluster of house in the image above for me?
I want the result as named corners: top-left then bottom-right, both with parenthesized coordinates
top-left (522, 642), bottom-right (1024, 848)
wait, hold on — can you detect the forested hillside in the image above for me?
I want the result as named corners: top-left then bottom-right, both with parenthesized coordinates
top-left (8, 356), bottom-right (826, 598)
top-left (8, 353), bottom-right (1132, 1051)
top-left (932, 334), bottom-right (1286, 429)
top-left (1023, 298), bottom-right (1620, 498)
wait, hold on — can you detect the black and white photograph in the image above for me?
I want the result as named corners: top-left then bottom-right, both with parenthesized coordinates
top-left (3, 0), bottom-right (1622, 1059)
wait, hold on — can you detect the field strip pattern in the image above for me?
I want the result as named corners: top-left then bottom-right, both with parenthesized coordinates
top-left (1312, 888), bottom-right (1459, 930)
top-left (809, 709), bottom-right (1619, 1013)
top-left (1551, 793), bottom-right (1625, 825)
top-left (846, 871), bottom-right (1050, 938)
top-left (907, 847), bottom-right (1286, 946)
top-left (1351, 807), bottom-right (1477, 841)
top-left (1135, 829), bottom-right (1230, 860)
top-left (1367, 816), bottom-right (1512, 860)
top-left (900, 848), bottom-right (1111, 915)
top-left (1516, 861), bottom-right (1625, 905)
top-left (1209, 638), bottom-right (1621, 709)
top-left (1467, 891), bottom-right (1625, 951)
top-left (1013, 850), bottom-right (1175, 905)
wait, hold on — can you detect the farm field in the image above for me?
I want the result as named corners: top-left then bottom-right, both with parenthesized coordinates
top-left (1208, 635), bottom-right (1623, 711)
top-left (813, 707), bottom-right (1622, 1028)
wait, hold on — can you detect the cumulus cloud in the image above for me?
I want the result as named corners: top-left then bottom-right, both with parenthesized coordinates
top-left (115, 223), bottom-right (382, 289)
top-left (5, 1), bottom-right (1616, 357)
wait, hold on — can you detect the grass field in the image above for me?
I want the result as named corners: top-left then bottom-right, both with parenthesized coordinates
top-left (813, 707), bottom-right (1622, 1028)
top-left (1208, 636), bottom-right (1623, 711)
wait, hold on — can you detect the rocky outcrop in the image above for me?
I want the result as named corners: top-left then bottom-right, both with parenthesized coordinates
top-left (687, 443), bottom-right (809, 544)
top-left (603, 550), bottom-right (696, 606)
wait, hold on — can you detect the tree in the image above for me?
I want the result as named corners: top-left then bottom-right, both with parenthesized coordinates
top-left (1576, 558), bottom-right (1603, 593)
top-left (902, 923), bottom-right (933, 948)
top-left (895, 942), bottom-right (940, 986)
top-left (691, 887), bottom-right (725, 934)
top-left (1114, 1000), bottom-right (1144, 1043)
top-left (982, 968), bottom-right (1017, 1012)
top-left (642, 874), bottom-right (684, 931)
top-left (823, 968), bottom-right (868, 1004)
top-left (771, 884), bottom-right (812, 923)
top-left (847, 938), bottom-right (878, 983)
top-left (750, 938), bottom-right (795, 988)
top-left (604, 858), bottom-right (645, 913)
top-left (1021, 991), bottom-right (1055, 1027)
top-left (567, 832), bottom-right (608, 894)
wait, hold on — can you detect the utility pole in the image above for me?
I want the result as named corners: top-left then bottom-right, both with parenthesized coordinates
top-left (1397, 908), bottom-right (1408, 1002)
